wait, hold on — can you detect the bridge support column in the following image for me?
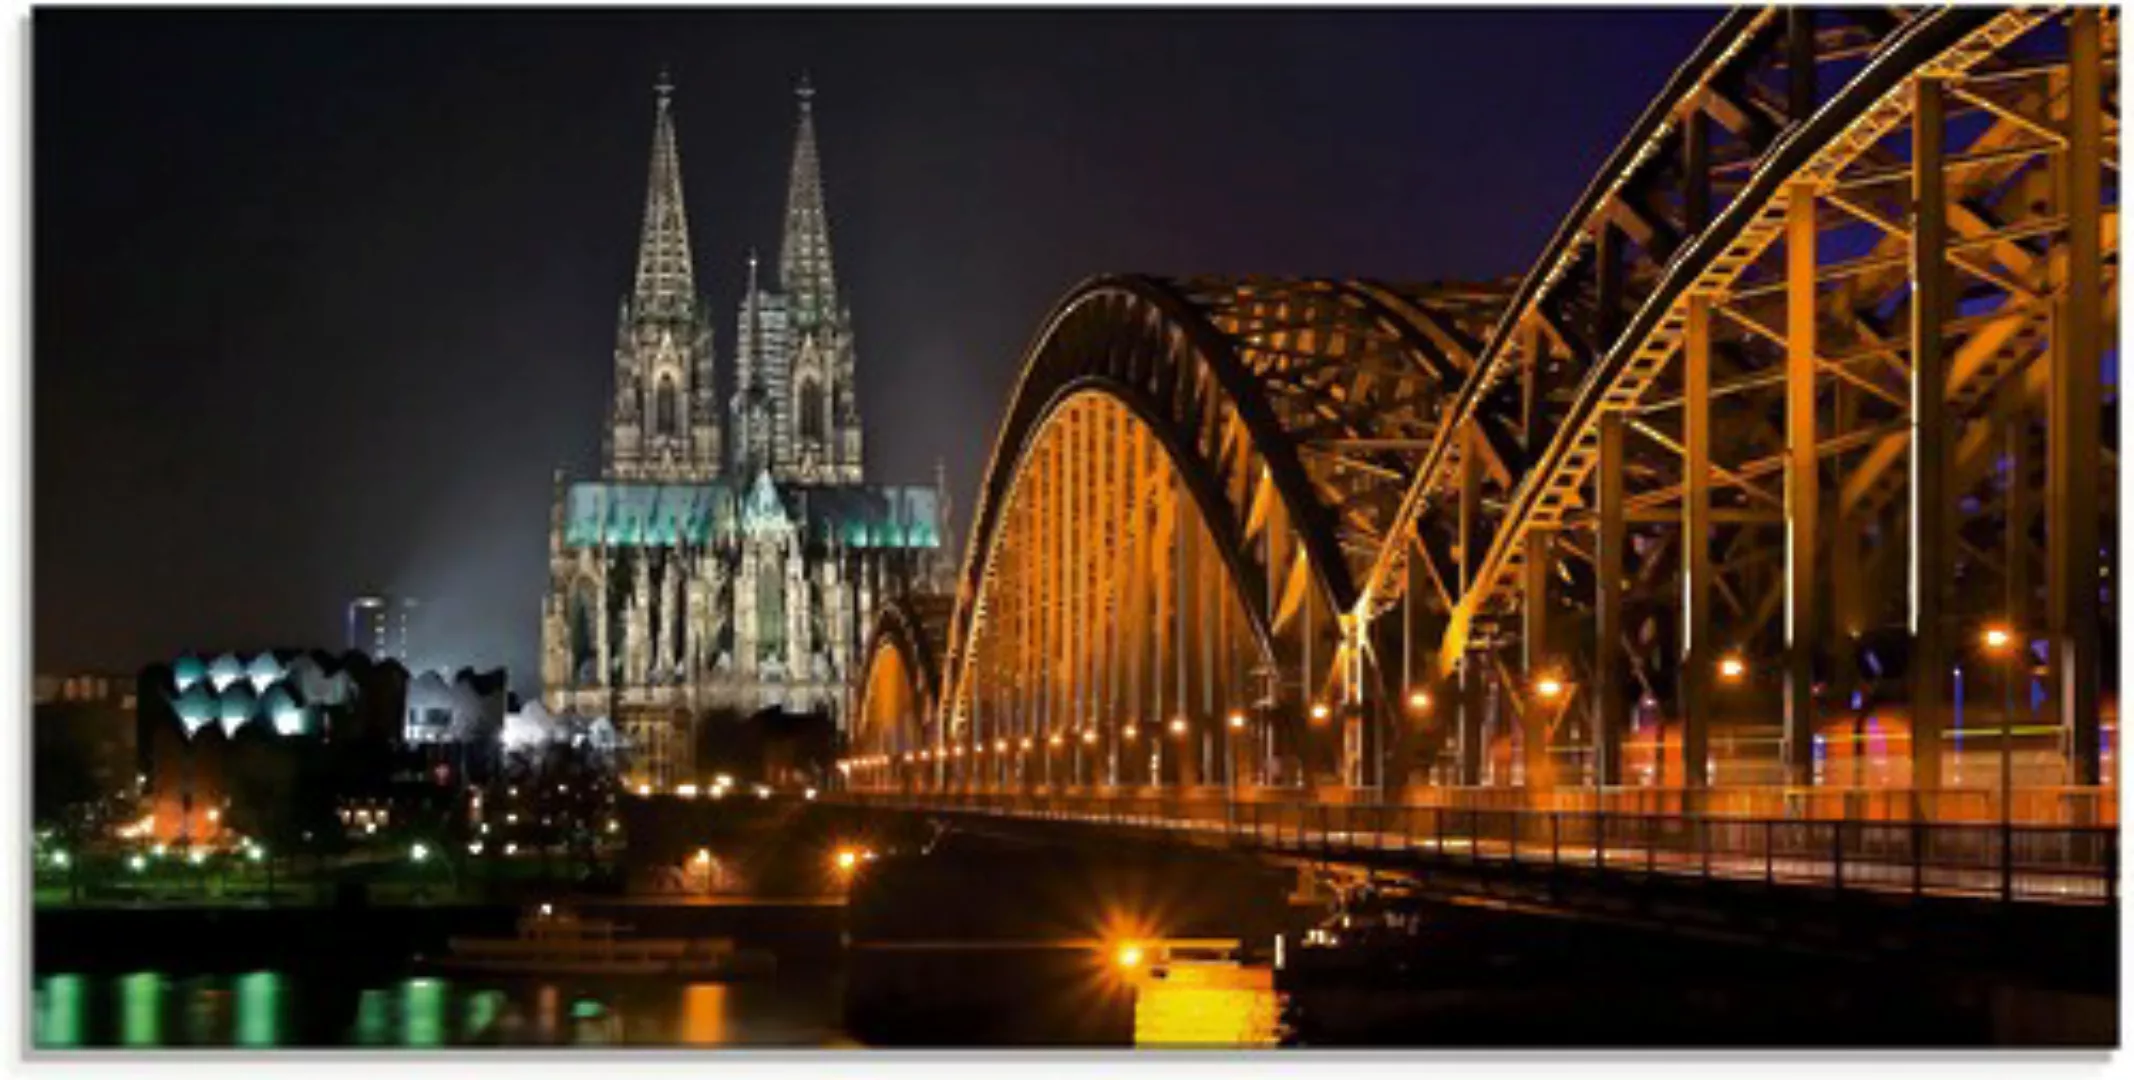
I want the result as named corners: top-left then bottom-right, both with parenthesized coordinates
top-left (1522, 528), bottom-right (1554, 791)
top-left (1910, 78), bottom-right (1949, 801)
top-left (1681, 294), bottom-right (1713, 799)
top-left (2051, 8), bottom-right (2104, 791)
top-left (1456, 652), bottom-right (1486, 788)
top-left (1594, 411), bottom-right (1626, 789)
top-left (1782, 180), bottom-right (1820, 792)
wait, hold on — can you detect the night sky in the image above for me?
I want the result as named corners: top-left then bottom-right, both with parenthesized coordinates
top-left (36, 7), bottom-right (1718, 689)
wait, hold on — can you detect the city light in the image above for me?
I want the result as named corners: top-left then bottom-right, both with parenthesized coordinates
top-left (128, 854), bottom-right (146, 872)
top-left (1169, 717), bottom-right (1188, 737)
top-left (1020, 738), bottom-right (1034, 751)
top-left (1310, 703), bottom-right (1330, 722)
top-left (804, 788), bottom-right (818, 801)
top-left (1228, 712), bottom-right (1247, 730)
top-left (1408, 690), bottom-right (1432, 712)
top-left (1082, 729), bottom-right (1097, 744)
top-left (693, 848), bottom-right (713, 865)
top-left (1049, 733), bottom-right (1064, 747)
top-left (1983, 625), bottom-right (2016, 653)
top-left (836, 849), bottom-right (858, 871)
top-left (676, 784), bottom-right (699, 798)
top-left (1123, 724), bottom-right (1139, 741)
top-left (247, 845), bottom-right (264, 863)
top-left (1718, 655), bottom-right (1748, 682)
top-left (636, 783), bottom-right (652, 796)
top-left (1534, 677), bottom-right (1564, 700)
top-left (504, 843), bottom-right (518, 856)
top-left (995, 739), bottom-right (1009, 752)
top-left (50, 850), bottom-right (69, 869)
top-left (1114, 942), bottom-right (1145, 971)
top-left (188, 849), bottom-right (206, 866)
top-left (410, 842), bottom-right (430, 864)
top-left (467, 841), bottom-right (483, 856)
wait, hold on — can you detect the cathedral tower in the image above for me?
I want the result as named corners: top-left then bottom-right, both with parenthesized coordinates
top-left (732, 77), bottom-right (863, 483)
top-left (609, 72), bottom-right (720, 481)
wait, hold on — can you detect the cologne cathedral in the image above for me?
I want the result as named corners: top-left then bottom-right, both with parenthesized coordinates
top-left (541, 75), bottom-right (953, 788)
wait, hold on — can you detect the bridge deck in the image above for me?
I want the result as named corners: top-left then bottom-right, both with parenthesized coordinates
top-left (836, 792), bottom-right (2115, 906)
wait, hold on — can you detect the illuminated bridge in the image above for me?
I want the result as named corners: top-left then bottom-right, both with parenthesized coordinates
top-left (842, 8), bottom-right (2120, 905)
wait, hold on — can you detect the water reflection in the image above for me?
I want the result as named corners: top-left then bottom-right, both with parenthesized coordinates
top-left (36, 972), bottom-right (850, 1048)
top-left (34, 964), bottom-right (1278, 1048)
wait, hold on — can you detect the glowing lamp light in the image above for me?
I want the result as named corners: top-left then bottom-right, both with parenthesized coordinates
top-left (410, 842), bottom-right (430, 864)
top-left (1168, 718), bottom-right (1188, 738)
top-left (1114, 943), bottom-right (1145, 972)
top-left (804, 789), bottom-right (818, 801)
top-left (188, 849), bottom-right (206, 866)
top-left (835, 849), bottom-right (859, 872)
top-left (504, 842), bottom-right (519, 856)
top-left (1718, 656), bottom-right (1748, 682)
top-left (636, 783), bottom-right (653, 796)
top-left (1408, 690), bottom-right (1432, 712)
top-left (1310, 703), bottom-right (1331, 722)
top-left (50, 850), bottom-right (69, 869)
top-left (247, 846), bottom-right (265, 863)
top-left (1228, 712), bottom-right (1247, 730)
top-left (1081, 729), bottom-right (1097, 745)
top-left (128, 854), bottom-right (147, 872)
top-left (1123, 724), bottom-right (1139, 741)
top-left (1020, 738), bottom-right (1034, 751)
top-left (995, 739), bottom-right (1009, 752)
top-left (1983, 626), bottom-right (2015, 653)
top-left (1534, 677), bottom-right (1565, 701)
top-left (467, 841), bottom-right (484, 856)
top-left (693, 848), bottom-right (713, 866)
top-left (1049, 733), bottom-right (1064, 747)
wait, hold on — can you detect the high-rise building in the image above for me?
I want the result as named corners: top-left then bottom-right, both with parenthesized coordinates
top-left (541, 75), bottom-right (954, 791)
top-left (346, 594), bottom-right (421, 664)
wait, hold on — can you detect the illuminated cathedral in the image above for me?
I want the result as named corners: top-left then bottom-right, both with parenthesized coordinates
top-left (541, 75), bottom-right (953, 789)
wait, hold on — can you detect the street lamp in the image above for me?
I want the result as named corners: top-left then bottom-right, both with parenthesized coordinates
top-left (1407, 690), bottom-right (1432, 713)
top-left (1533, 676), bottom-right (1565, 701)
top-left (1718, 655), bottom-right (1748, 683)
top-left (1982, 625), bottom-right (2018, 830)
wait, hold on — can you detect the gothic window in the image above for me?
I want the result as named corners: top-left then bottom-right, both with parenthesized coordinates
top-left (656, 376), bottom-right (679, 438)
top-left (757, 558), bottom-right (786, 665)
top-left (798, 378), bottom-right (825, 443)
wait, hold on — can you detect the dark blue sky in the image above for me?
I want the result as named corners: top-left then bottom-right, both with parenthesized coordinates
top-left (36, 7), bottom-right (1719, 685)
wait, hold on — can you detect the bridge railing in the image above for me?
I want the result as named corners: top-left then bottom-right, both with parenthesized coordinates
top-left (833, 790), bottom-right (2116, 905)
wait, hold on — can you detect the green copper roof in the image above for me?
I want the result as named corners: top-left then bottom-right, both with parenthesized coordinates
top-left (564, 478), bottom-right (941, 550)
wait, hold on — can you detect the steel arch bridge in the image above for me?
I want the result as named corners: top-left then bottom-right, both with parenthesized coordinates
top-left (849, 7), bottom-right (2120, 827)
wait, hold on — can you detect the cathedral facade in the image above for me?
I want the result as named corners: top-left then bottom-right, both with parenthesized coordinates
top-left (541, 76), bottom-right (952, 790)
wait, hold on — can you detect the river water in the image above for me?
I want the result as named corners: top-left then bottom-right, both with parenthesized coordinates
top-left (32, 964), bottom-right (1281, 1049)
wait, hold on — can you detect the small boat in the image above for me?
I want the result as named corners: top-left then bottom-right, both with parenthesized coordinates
top-left (434, 905), bottom-right (777, 979)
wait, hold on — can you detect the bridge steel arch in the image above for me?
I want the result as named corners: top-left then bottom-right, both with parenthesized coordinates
top-left (849, 594), bottom-right (954, 786)
top-left (1349, 7), bottom-right (2118, 816)
top-left (845, 8), bottom-right (2118, 823)
top-left (843, 275), bottom-right (1505, 794)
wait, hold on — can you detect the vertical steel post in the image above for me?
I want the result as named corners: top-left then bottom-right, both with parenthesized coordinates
top-left (1682, 296), bottom-right (1714, 795)
top-left (1783, 182), bottom-right (1821, 790)
top-left (1596, 411), bottom-right (1627, 788)
top-left (1523, 528), bottom-right (1552, 791)
top-left (1910, 78), bottom-right (1949, 799)
top-left (2052, 9), bottom-right (2103, 789)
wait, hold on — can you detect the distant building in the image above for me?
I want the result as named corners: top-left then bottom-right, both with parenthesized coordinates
top-left (33, 671), bottom-right (139, 817)
top-left (346, 594), bottom-right (423, 665)
top-left (134, 649), bottom-right (509, 844)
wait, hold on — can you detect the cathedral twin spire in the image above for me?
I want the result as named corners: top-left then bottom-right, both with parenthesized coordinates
top-left (632, 69), bottom-right (697, 321)
top-left (779, 74), bottom-right (838, 331)
top-left (610, 70), bottom-right (861, 486)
